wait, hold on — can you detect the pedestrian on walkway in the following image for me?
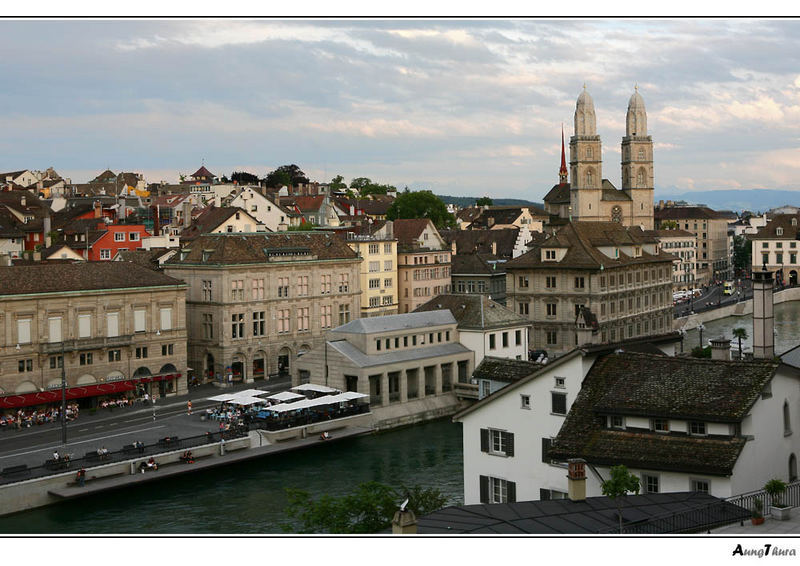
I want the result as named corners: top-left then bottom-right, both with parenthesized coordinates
top-left (187, 400), bottom-right (192, 415)
top-left (76, 468), bottom-right (85, 487)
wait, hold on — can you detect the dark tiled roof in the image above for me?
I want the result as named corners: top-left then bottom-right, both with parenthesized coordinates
top-left (439, 228), bottom-right (519, 258)
top-left (544, 182), bottom-right (571, 205)
top-left (753, 213), bottom-right (800, 240)
top-left (418, 492), bottom-right (749, 534)
top-left (191, 165), bottom-right (216, 179)
top-left (283, 196), bottom-right (324, 213)
top-left (655, 207), bottom-right (729, 221)
top-left (115, 249), bottom-right (172, 271)
top-left (600, 179), bottom-right (632, 201)
top-left (166, 232), bottom-right (358, 265)
top-left (456, 207), bottom-right (483, 222)
top-left (180, 206), bottom-right (253, 241)
top-left (472, 356), bottom-right (542, 384)
top-left (413, 294), bottom-right (529, 330)
top-left (548, 352), bottom-right (779, 476)
top-left (451, 253), bottom-right (505, 276)
top-left (392, 218), bottom-right (432, 244)
top-left (0, 263), bottom-right (184, 296)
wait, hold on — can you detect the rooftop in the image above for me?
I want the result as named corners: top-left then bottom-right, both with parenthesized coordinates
top-left (331, 310), bottom-right (456, 335)
top-left (413, 294), bottom-right (529, 330)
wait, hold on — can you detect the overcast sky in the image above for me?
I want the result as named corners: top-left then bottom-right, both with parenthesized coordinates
top-left (2, 18), bottom-right (799, 200)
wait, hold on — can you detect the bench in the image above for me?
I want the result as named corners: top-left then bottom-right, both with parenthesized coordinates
top-left (44, 459), bottom-right (71, 471)
top-left (83, 451), bottom-right (103, 463)
top-left (1, 464), bottom-right (30, 478)
top-left (157, 436), bottom-right (180, 448)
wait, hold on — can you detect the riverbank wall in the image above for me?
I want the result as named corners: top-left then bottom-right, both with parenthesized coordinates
top-left (674, 287), bottom-right (800, 331)
top-left (369, 393), bottom-right (470, 432)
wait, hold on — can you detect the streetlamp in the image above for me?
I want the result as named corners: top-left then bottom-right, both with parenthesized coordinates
top-left (697, 323), bottom-right (705, 350)
top-left (60, 341), bottom-right (67, 447)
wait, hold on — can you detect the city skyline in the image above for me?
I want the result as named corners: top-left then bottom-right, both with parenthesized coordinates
top-left (2, 18), bottom-right (800, 200)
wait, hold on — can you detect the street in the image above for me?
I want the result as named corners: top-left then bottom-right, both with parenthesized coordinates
top-left (673, 279), bottom-right (753, 318)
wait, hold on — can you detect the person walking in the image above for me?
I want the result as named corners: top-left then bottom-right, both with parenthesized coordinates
top-left (76, 468), bottom-right (86, 487)
top-left (187, 400), bottom-right (192, 416)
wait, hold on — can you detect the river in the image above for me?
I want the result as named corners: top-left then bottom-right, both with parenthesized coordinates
top-left (0, 418), bottom-right (464, 534)
top-left (680, 300), bottom-right (800, 355)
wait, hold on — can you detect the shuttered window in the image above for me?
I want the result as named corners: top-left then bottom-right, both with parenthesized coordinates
top-left (106, 312), bottom-right (119, 338)
top-left (480, 428), bottom-right (514, 457)
top-left (17, 319), bottom-right (31, 344)
top-left (160, 307), bottom-right (173, 331)
top-left (48, 317), bottom-right (62, 343)
top-left (541, 437), bottom-right (552, 463)
top-left (78, 314), bottom-right (91, 338)
top-left (134, 309), bottom-right (146, 332)
top-left (480, 475), bottom-right (516, 503)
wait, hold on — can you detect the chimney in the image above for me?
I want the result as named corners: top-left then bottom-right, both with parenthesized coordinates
top-left (43, 213), bottom-right (52, 248)
top-left (151, 205), bottom-right (160, 237)
top-left (567, 458), bottom-right (587, 502)
top-left (214, 194), bottom-right (221, 208)
top-left (491, 241), bottom-right (497, 256)
top-left (451, 240), bottom-right (457, 254)
top-left (94, 200), bottom-right (102, 218)
top-left (710, 337), bottom-right (731, 361)
top-left (391, 507), bottom-right (418, 535)
top-left (753, 267), bottom-right (775, 359)
top-left (20, 195), bottom-right (26, 207)
top-left (118, 197), bottom-right (127, 221)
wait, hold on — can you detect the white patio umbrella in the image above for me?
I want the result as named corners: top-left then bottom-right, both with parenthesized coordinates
top-left (207, 393), bottom-right (239, 403)
top-left (235, 389), bottom-right (270, 397)
top-left (267, 391), bottom-right (306, 403)
top-left (291, 383), bottom-right (338, 394)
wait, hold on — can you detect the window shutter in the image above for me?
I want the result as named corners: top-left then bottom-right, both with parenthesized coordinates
top-left (78, 314), bottom-right (91, 338)
top-left (480, 428), bottom-right (489, 453)
top-left (134, 309), bottom-right (146, 332)
top-left (507, 481), bottom-right (516, 503)
top-left (106, 312), bottom-right (119, 338)
top-left (540, 488), bottom-right (551, 501)
top-left (504, 432), bottom-right (515, 457)
top-left (541, 438), bottom-right (551, 463)
top-left (479, 475), bottom-right (489, 504)
top-left (17, 319), bottom-right (31, 344)
top-left (160, 307), bottom-right (173, 331)
top-left (48, 317), bottom-right (62, 343)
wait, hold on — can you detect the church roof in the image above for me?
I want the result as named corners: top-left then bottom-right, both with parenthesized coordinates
top-left (600, 179), bottom-right (632, 201)
top-left (543, 182), bottom-right (570, 204)
top-left (191, 165), bottom-right (215, 179)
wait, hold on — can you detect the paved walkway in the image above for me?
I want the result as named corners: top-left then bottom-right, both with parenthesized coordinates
top-left (711, 513), bottom-right (800, 534)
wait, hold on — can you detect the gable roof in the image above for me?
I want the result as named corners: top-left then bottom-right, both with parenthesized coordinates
top-left (439, 228), bottom-right (520, 258)
top-left (450, 253), bottom-right (506, 276)
top-left (331, 310), bottom-right (456, 334)
top-left (543, 182), bottom-right (570, 205)
top-left (600, 179), bottom-right (632, 201)
top-left (655, 206), bottom-right (729, 221)
top-left (548, 351), bottom-right (779, 476)
top-left (191, 165), bottom-right (216, 179)
top-left (180, 206), bottom-right (257, 240)
top-left (752, 213), bottom-right (800, 240)
top-left (472, 356), bottom-right (543, 384)
top-left (392, 218), bottom-right (433, 244)
top-left (413, 294), bottom-right (528, 330)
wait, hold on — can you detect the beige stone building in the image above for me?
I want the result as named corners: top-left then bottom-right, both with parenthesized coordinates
top-left (0, 263), bottom-right (188, 411)
top-left (294, 311), bottom-right (473, 409)
top-left (163, 233), bottom-right (361, 383)
top-left (395, 219), bottom-right (452, 313)
top-left (505, 221), bottom-right (674, 356)
top-left (544, 87), bottom-right (654, 230)
top-left (643, 229), bottom-right (698, 290)
top-left (654, 206), bottom-right (731, 284)
top-left (344, 221), bottom-right (398, 317)
top-left (751, 213), bottom-right (800, 286)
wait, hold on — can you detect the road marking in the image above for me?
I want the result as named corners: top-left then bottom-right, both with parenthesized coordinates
top-left (95, 425), bottom-right (104, 429)
top-left (78, 428), bottom-right (88, 432)
top-left (0, 425), bottom-right (167, 460)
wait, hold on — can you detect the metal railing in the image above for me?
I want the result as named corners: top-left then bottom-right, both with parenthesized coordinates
top-left (596, 499), bottom-right (751, 534)
top-left (248, 403), bottom-right (370, 432)
top-left (726, 480), bottom-right (800, 515)
top-left (0, 429), bottom-right (247, 487)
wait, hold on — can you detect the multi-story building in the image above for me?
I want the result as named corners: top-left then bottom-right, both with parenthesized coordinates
top-left (163, 232), bottom-right (361, 383)
top-left (643, 228), bottom-right (697, 290)
top-left (343, 222), bottom-right (398, 317)
top-left (505, 221), bottom-right (675, 356)
top-left (395, 219), bottom-right (452, 313)
top-left (450, 253), bottom-right (508, 305)
top-left (751, 213), bottom-right (800, 286)
top-left (654, 206), bottom-right (731, 284)
top-left (0, 263), bottom-right (188, 412)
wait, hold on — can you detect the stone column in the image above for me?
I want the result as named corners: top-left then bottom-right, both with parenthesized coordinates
top-left (381, 372), bottom-right (389, 406)
top-left (435, 364), bottom-right (443, 395)
top-left (399, 370), bottom-right (408, 403)
top-left (244, 356), bottom-right (254, 384)
top-left (417, 366), bottom-right (425, 399)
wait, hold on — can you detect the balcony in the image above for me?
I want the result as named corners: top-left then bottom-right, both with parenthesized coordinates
top-left (40, 335), bottom-right (134, 354)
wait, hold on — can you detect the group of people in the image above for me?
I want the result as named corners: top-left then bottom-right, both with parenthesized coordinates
top-left (99, 396), bottom-right (133, 410)
top-left (96, 446), bottom-right (109, 460)
top-left (1, 404), bottom-right (80, 429)
top-left (180, 451), bottom-right (194, 464)
top-left (138, 457), bottom-right (158, 473)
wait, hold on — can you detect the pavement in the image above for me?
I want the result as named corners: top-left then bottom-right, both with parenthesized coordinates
top-left (0, 377), bottom-right (292, 471)
top-left (711, 512), bottom-right (800, 534)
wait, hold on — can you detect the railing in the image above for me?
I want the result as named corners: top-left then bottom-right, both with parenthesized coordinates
top-left (726, 480), bottom-right (800, 515)
top-left (454, 382), bottom-right (479, 400)
top-left (596, 499), bottom-right (751, 534)
top-left (248, 403), bottom-right (370, 432)
top-left (40, 335), bottom-right (134, 354)
top-left (0, 429), bottom-right (247, 487)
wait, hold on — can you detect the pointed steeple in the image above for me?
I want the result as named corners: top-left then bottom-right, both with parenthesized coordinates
top-left (559, 125), bottom-right (568, 184)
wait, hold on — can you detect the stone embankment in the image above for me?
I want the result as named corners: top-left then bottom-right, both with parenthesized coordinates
top-left (674, 287), bottom-right (800, 331)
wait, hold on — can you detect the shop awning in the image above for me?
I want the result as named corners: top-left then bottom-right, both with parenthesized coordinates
top-left (290, 383), bottom-right (339, 394)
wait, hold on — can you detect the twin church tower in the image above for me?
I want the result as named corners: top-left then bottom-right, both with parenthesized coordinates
top-left (545, 86), bottom-right (654, 230)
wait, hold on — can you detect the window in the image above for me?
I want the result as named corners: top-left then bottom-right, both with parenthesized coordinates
top-left (369, 261), bottom-right (380, 273)
top-left (546, 330), bottom-right (557, 345)
top-left (489, 334), bottom-right (496, 350)
top-left (480, 476), bottom-right (516, 504)
top-left (129, 232), bottom-right (140, 242)
top-left (18, 359), bottom-right (33, 372)
top-left (518, 276), bottom-right (529, 288)
top-left (651, 418), bottom-right (669, 432)
top-left (160, 307), bottom-right (172, 331)
top-left (610, 415), bottom-right (624, 429)
top-left (278, 277), bottom-right (289, 298)
top-left (106, 312), bottom-right (119, 338)
top-left (691, 479), bottom-right (710, 493)
top-left (546, 303), bottom-right (557, 317)
top-left (50, 355), bottom-right (64, 368)
top-left (383, 278), bottom-right (392, 288)
top-left (368, 243), bottom-right (379, 254)
top-left (551, 392), bottom-right (567, 415)
top-left (136, 347), bottom-right (148, 359)
top-left (339, 274), bottom-right (349, 293)
top-left (777, 227), bottom-right (784, 236)
top-left (231, 313), bottom-right (245, 339)
top-left (202, 280), bottom-right (213, 301)
top-left (384, 260), bottom-right (393, 271)
top-left (321, 305), bottom-right (332, 329)
top-left (643, 474), bottom-right (660, 494)
top-left (785, 401), bottom-right (792, 435)
top-left (321, 274), bottom-right (332, 294)
top-left (78, 314), bottom-right (91, 338)
top-left (231, 280), bottom-right (244, 301)
top-left (546, 276), bottom-right (557, 288)
top-left (574, 276), bottom-right (585, 289)
top-left (384, 243), bottom-right (392, 253)
top-left (252, 279), bottom-right (265, 300)
top-left (114, 232), bottom-right (125, 242)
top-left (480, 428), bottom-right (515, 457)
top-left (108, 350), bottom-right (120, 362)
top-left (161, 344), bottom-right (174, 356)
top-left (202, 314), bottom-right (213, 339)
top-left (339, 304), bottom-right (350, 325)
top-left (515, 330), bottom-right (522, 345)
top-left (520, 394), bottom-right (531, 410)
top-left (297, 308), bottom-right (309, 332)
top-left (545, 249), bottom-right (556, 260)
top-left (369, 296), bottom-right (380, 307)
top-left (253, 311), bottom-right (265, 336)
top-left (278, 309), bottom-right (291, 334)
top-left (17, 318), bottom-right (32, 344)
top-left (689, 421), bottom-right (706, 436)
top-left (297, 276), bottom-right (309, 296)
top-left (502, 332), bottom-right (508, 348)
top-left (555, 377), bottom-right (565, 388)
top-left (368, 278), bottom-right (380, 289)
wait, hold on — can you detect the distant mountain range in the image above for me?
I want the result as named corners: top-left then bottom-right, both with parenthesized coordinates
top-left (655, 189), bottom-right (800, 213)
top-left (437, 195), bottom-right (543, 208)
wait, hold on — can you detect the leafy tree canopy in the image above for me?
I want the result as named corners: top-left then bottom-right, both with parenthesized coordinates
top-left (476, 196), bottom-right (493, 206)
top-left (733, 234), bottom-right (752, 274)
top-left (349, 177), bottom-right (395, 197)
top-left (601, 464), bottom-right (641, 533)
top-left (283, 481), bottom-right (449, 534)
top-left (231, 171), bottom-right (260, 185)
top-left (262, 164), bottom-right (309, 188)
top-left (387, 189), bottom-right (456, 229)
top-left (330, 175), bottom-right (347, 191)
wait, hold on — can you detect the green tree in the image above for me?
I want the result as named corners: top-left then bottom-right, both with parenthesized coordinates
top-left (733, 234), bottom-right (752, 275)
top-left (231, 171), bottom-right (260, 185)
top-left (476, 196), bottom-right (493, 206)
top-left (660, 219), bottom-right (678, 230)
top-left (283, 481), bottom-right (449, 534)
top-left (732, 327), bottom-right (748, 360)
top-left (262, 164), bottom-right (309, 188)
top-left (349, 177), bottom-right (395, 197)
top-left (330, 175), bottom-right (347, 191)
top-left (601, 465), bottom-right (640, 533)
top-left (691, 345), bottom-right (712, 358)
top-left (349, 177), bottom-right (373, 190)
top-left (387, 190), bottom-right (456, 229)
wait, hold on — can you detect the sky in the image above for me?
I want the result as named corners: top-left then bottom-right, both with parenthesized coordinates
top-left (2, 18), bottom-right (800, 201)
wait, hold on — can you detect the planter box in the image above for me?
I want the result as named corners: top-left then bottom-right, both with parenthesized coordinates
top-left (771, 506), bottom-right (792, 521)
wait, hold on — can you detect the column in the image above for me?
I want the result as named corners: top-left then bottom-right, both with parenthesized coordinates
top-left (400, 370), bottom-right (408, 403)
top-left (435, 364), bottom-right (443, 395)
top-left (244, 356), bottom-right (254, 384)
top-left (417, 366), bottom-right (426, 400)
top-left (381, 372), bottom-right (389, 406)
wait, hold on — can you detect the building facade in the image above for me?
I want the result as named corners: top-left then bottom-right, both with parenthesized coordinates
top-left (0, 263), bottom-right (188, 411)
top-left (395, 219), bottom-right (452, 313)
top-left (643, 229), bottom-right (697, 290)
top-left (751, 213), bottom-right (800, 286)
top-left (344, 223), bottom-right (398, 317)
top-left (163, 233), bottom-right (361, 384)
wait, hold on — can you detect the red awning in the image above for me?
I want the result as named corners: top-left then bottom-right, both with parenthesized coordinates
top-left (0, 373), bottom-right (181, 410)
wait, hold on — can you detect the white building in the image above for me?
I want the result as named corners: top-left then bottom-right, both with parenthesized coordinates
top-left (225, 186), bottom-right (290, 232)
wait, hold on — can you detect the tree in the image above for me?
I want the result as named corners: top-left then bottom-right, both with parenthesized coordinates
top-left (231, 171), bottom-right (260, 185)
top-left (691, 345), bottom-right (712, 358)
top-left (660, 219), bottom-right (678, 230)
top-left (387, 190), bottom-right (456, 229)
top-left (601, 465), bottom-right (640, 533)
top-left (282, 481), bottom-right (449, 534)
top-left (349, 177), bottom-right (395, 197)
top-left (349, 177), bottom-right (373, 190)
top-left (733, 234), bottom-right (752, 275)
top-left (330, 175), bottom-right (347, 191)
top-left (732, 327), bottom-right (748, 360)
top-left (262, 164), bottom-right (309, 188)
top-left (476, 196), bottom-right (493, 207)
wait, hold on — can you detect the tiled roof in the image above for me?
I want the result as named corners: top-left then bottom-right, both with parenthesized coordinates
top-left (327, 340), bottom-right (470, 368)
top-left (642, 229), bottom-right (696, 239)
top-left (548, 351), bottom-right (779, 476)
top-left (332, 310), bottom-right (456, 334)
top-left (414, 294), bottom-right (528, 330)
top-left (600, 179), bottom-right (632, 201)
top-left (0, 262), bottom-right (184, 296)
top-left (180, 206), bottom-right (254, 240)
top-left (543, 182), bottom-right (570, 204)
top-left (285, 196), bottom-right (324, 212)
top-left (115, 249), bottom-right (173, 271)
top-left (472, 356), bottom-right (543, 383)
top-left (392, 218), bottom-right (432, 244)
top-left (450, 253), bottom-right (505, 276)
top-left (166, 232), bottom-right (358, 264)
top-left (752, 214), bottom-right (800, 240)
top-left (654, 206), bottom-right (729, 221)
top-left (438, 228), bottom-right (519, 258)
top-left (191, 165), bottom-right (215, 179)
top-left (506, 221), bottom-right (672, 271)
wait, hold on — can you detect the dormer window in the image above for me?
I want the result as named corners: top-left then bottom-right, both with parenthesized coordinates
top-left (609, 415), bottom-right (624, 429)
top-left (651, 418), bottom-right (669, 433)
top-left (689, 421), bottom-right (706, 436)
top-left (777, 227), bottom-right (784, 236)
top-left (792, 218), bottom-right (798, 227)
top-left (544, 249), bottom-right (556, 261)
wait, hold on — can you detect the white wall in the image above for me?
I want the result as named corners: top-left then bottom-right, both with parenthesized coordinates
top-left (461, 326), bottom-right (529, 367)
top-left (229, 189), bottom-right (287, 232)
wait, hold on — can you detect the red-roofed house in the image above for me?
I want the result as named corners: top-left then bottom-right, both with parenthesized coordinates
top-left (395, 218), bottom-right (452, 313)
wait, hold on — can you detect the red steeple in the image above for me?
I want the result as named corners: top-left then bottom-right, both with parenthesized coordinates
top-left (559, 125), bottom-right (568, 184)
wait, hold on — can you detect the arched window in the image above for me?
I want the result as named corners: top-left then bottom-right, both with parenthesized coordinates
top-left (586, 147), bottom-right (593, 159)
top-left (790, 453), bottom-right (798, 482)
top-left (637, 169), bottom-right (645, 186)
top-left (586, 170), bottom-right (593, 187)
top-left (638, 148), bottom-right (646, 160)
top-left (784, 400), bottom-right (792, 435)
